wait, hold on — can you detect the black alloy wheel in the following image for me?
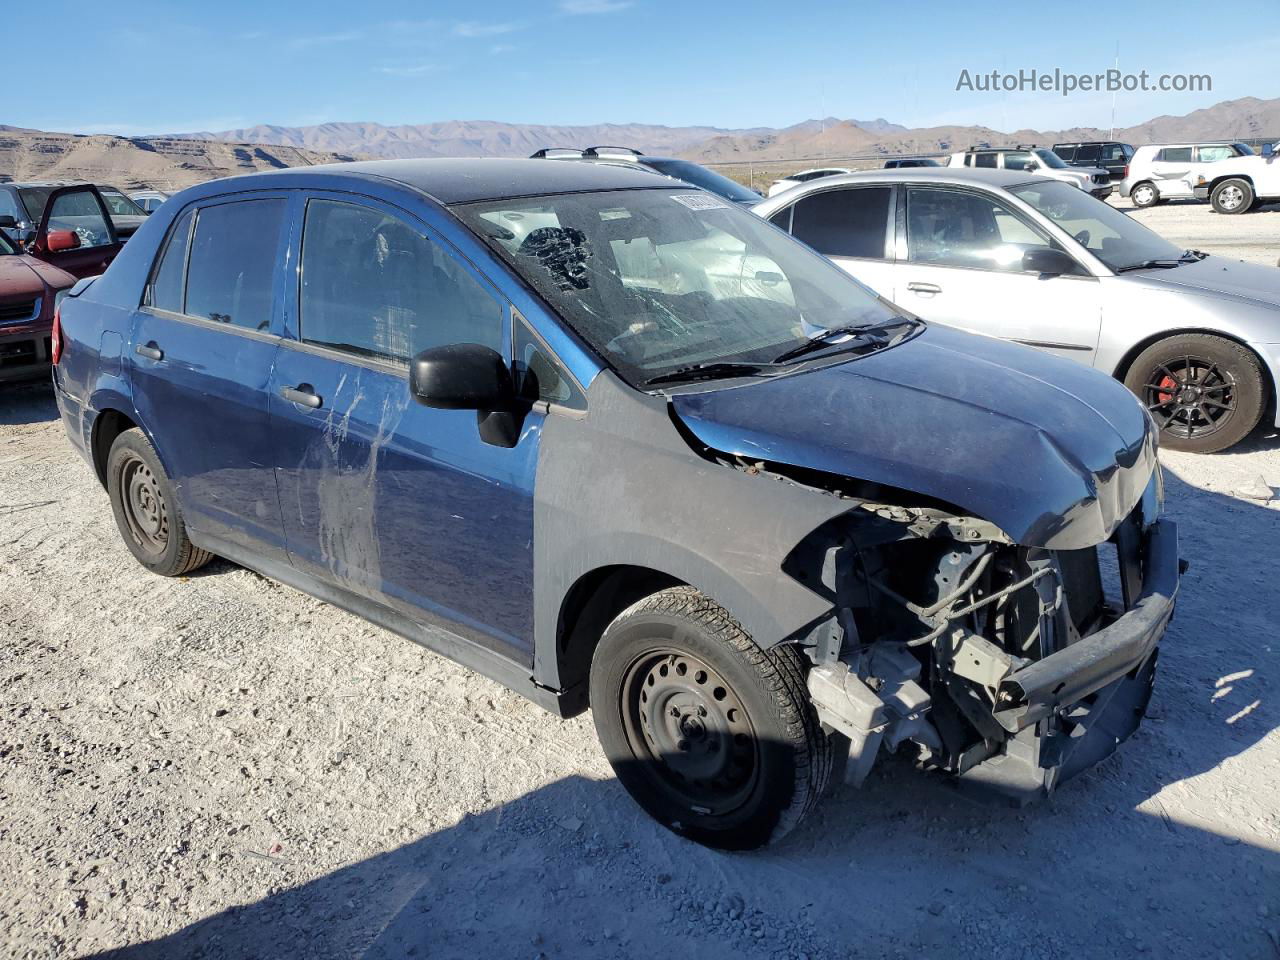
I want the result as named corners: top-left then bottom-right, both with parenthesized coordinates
top-left (1123, 333), bottom-right (1266, 453)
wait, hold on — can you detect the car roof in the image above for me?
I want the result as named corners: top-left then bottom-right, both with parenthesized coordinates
top-left (753, 167), bottom-right (1054, 208)
top-left (228, 157), bottom-right (676, 204)
top-left (778, 167), bottom-right (1047, 190)
top-left (1135, 141), bottom-right (1244, 149)
top-left (0, 180), bottom-right (86, 189)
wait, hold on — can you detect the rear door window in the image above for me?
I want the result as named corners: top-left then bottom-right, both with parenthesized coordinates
top-left (1055, 146), bottom-right (1077, 162)
top-left (1157, 147), bottom-right (1193, 163)
top-left (973, 153), bottom-right (998, 169)
top-left (1074, 144), bottom-right (1101, 163)
top-left (184, 199), bottom-right (286, 331)
top-left (298, 198), bottom-right (504, 363)
top-left (790, 187), bottom-right (891, 259)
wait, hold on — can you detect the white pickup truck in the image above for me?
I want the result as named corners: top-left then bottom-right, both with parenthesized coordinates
top-left (1192, 143), bottom-right (1280, 213)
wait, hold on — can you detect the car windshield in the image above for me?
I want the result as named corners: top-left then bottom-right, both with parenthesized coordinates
top-left (1034, 149), bottom-right (1068, 169)
top-left (641, 159), bottom-right (761, 204)
top-left (16, 187), bottom-right (54, 223)
top-left (99, 189), bottom-right (145, 216)
top-left (454, 188), bottom-right (913, 387)
top-left (1010, 180), bottom-right (1183, 271)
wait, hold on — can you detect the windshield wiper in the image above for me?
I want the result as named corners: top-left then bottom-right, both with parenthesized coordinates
top-left (1116, 250), bottom-right (1208, 273)
top-left (644, 361), bottom-right (766, 386)
top-left (771, 318), bottom-right (917, 364)
top-left (1114, 258), bottom-right (1187, 273)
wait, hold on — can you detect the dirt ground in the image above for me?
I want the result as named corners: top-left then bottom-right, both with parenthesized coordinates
top-left (1, 202), bottom-right (1278, 959)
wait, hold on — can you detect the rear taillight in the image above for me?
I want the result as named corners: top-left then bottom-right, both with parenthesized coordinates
top-left (50, 304), bottom-right (63, 365)
top-left (1123, 164), bottom-right (1129, 180)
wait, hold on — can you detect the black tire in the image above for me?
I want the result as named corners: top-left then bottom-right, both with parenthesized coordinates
top-left (1130, 181), bottom-right (1159, 208)
top-left (106, 428), bottom-right (214, 576)
top-left (1210, 178), bottom-right (1254, 215)
top-left (1123, 333), bottom-right (1266, 453)
top-left (590, 586), bottom-right (831, 850)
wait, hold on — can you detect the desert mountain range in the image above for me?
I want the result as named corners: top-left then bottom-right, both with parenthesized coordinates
top-left (167, 97), bottom-right (1278, 163)
top-left (1, 96), bottom-right (1276, 191)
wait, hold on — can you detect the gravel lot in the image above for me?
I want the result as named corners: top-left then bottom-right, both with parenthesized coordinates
top-left (2, 201), bottom-right (1278, 960)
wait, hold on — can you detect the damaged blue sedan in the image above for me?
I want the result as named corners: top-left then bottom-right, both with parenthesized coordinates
top-left (52, 159), bottom-right (1180, 849)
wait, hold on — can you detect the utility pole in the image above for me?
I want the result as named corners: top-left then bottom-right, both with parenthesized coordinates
top-left (1110, 42), bottom-right (1119, 139)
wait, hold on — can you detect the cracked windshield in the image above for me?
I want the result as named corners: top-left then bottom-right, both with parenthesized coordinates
top-left (456, 188), bottom-right (915, 386)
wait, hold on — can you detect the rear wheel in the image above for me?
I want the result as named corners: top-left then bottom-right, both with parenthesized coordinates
top-left (1123, 333), bottom-right (1265, 453)
top-left (590, 586), bottom-right (830, 849)
top-left (1130, 182), bottom-right (1159, 208)
top-left (107, 428), bottom-right (213, 575)
top-left (1211, 178), bottom-right (1254, 214)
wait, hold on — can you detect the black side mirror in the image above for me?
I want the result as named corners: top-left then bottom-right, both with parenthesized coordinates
top-left (0, 215), bottom-right (15, 229)
top-left (410, 343), bottom-right (513, 410)
top-left (1022, 247), bottom-right (1077, 277)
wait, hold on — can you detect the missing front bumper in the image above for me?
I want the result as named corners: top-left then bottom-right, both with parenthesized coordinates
top-left (992, 518), bottom-right (1179, 733)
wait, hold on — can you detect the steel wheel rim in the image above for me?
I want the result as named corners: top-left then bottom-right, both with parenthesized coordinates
top-left (1142, 354), bottom-right (1237, 440)
top-left (1219, 185), bottom-right (1244, 210)
top-left (620, 648), bottom-right (760, 817)
top-left (1134, 185), bottom-right (1154, 205)
top-left (121, 454), bottom-right (169, 555)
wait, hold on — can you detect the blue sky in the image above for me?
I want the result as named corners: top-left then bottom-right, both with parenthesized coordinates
top-left (9, 0), bottom-right (1279, 135)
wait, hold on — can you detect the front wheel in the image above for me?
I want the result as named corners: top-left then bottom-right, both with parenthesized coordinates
top-left (1211, 178), bottom-right (1254, 214)
top-left (1123, 333), bottom-right (1266, 453)
top-left (590, 586), bottom-right (831, 849)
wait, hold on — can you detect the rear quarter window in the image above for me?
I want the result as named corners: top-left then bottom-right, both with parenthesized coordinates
top-left (147, 209), bottom-right (194, 312)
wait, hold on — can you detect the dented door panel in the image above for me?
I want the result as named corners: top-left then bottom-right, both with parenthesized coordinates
top-left (270, 346), bottom-right (538, 664)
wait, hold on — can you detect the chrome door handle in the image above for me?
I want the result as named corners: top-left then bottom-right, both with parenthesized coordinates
top-left (135, 342), bottom-right (163, 361)
top-left (907, 282), bottom-right (942, 294)
top-left (281, 385), bottom-right (322, 409)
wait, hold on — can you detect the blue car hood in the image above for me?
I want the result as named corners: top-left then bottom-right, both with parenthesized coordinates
top-left (670, 324), bottom-right (1157, 549)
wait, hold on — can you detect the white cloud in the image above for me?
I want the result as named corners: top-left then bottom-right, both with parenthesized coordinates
top-left (453, 21), bottom-right (522, 38)
top-left (559, 0), bottom-right (632, 13)
top-left (374, 63), bottom-right (444, 78)
top-left (288, 31), bottom-right (363, 50)
top-left (489, 43), bottom-right (516, 55)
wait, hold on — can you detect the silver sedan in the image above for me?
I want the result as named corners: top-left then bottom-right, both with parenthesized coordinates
top-left (755, 168), bottom-right (1280, 452)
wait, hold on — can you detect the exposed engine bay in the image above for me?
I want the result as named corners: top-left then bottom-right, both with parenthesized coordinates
top-left (801, 497), bottom-right (1177, 803)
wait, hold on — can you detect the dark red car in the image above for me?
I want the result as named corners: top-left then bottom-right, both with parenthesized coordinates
top-left (0, 184), bottom-right (123, 280)
top-left (0, 225), bottom-right (76, 382)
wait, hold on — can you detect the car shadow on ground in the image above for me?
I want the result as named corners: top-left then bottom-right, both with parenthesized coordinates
top-left (0, 379), bottom-right (57, 426)
top-left (88, 469), bottom-right (1280, 959)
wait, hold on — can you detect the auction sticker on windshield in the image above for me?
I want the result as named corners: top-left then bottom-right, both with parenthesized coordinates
top-left (670, 193), bottom-right (729, 211)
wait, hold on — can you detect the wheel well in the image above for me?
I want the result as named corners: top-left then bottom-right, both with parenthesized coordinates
top-left (1112, 329), bottom-right (1276, 417)
top-left (555, 565), bottom-right (683, 715)
top-left (1208, 173), bottom-right (1254, 192)
top-left (90, 409), bottom-right (137, 488)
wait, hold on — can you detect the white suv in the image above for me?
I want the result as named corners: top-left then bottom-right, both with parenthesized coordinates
top-left (948, 147), bottom-right (1112, 198)
top-left (1189, 142), bottom-right (1280, 213)
top-left (1118, 142), bottom-right (1254, 208)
